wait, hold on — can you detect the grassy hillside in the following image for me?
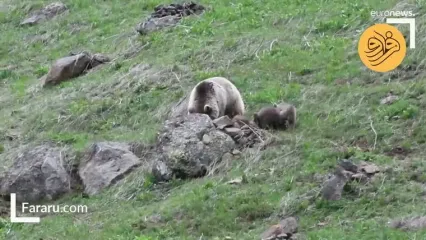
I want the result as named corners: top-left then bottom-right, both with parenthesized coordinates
top-left (1, 0), bottom-right (426, 239)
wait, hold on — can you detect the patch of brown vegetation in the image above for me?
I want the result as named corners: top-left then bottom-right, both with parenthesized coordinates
top-left (384, 146), bottom-right (411, 159)
top-left (350, 137), bottom-right (370, 152)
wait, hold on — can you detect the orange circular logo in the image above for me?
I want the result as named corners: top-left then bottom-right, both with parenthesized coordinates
top-left (358, 24), bottom-right (406, 72)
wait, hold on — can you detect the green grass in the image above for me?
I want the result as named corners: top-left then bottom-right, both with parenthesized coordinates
top-left (1, 0), bottom-right (426, 239)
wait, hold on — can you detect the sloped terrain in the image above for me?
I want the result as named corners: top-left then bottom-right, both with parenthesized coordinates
top-left (1, 0), bottom-right (426, 239)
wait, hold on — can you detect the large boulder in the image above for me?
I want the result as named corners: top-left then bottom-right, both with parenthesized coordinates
top-left (0, 145), bottom-right (72, 203)
top-left (43, 52), bottom-right (110, 86)
top-left (155, 114), bottom-right (236, 179)
top-left (43, 53), bottom-right (92, 86)
top-left (79, 142), bottom-right (142, 196)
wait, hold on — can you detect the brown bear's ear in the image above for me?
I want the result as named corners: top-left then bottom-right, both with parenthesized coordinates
top-left (204, 105), bottom-right (212, 114)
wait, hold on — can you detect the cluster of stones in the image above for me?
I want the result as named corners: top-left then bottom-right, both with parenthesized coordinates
top-left (151, 2), bottom-right (205, 18)
top-left (212, 116), bottom-right (266, 149)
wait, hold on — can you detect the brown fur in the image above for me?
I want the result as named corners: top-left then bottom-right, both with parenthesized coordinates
top-left (274, 102), bottom-right (297, 128)
top-left (253, 107), bottom-right (285, 130)
top-left (187, 77), bottom-right (245, 119)
top-left (188, 81), bottom-right (215, 114)
top-left (254, 103), bottom-right (297, 130)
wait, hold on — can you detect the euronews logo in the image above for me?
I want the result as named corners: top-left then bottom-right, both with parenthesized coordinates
top-left (370, 10), bottom-right (415, 17)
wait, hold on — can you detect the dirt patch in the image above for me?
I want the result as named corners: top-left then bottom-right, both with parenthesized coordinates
top-left (350, 137), bottom-right (370, 152)
top-left (384, 146), bottom-right (411, 159)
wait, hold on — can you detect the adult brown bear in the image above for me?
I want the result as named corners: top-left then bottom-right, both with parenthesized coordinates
top-left (187, 77), bottom-right (245, 120)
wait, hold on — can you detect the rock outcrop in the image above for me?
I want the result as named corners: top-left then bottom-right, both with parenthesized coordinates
top-left (79, 142), bottom-right (142, 196)
top-left (0, 145), bottom-right (72, 203)
top-left (43, 52), bottom-right (110, 86)
top-left (155, 113), bottom-right (236, 179)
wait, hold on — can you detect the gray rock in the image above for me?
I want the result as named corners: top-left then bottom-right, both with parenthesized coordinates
top-left (290, 233), bottom-right (306, 240)
top-left (0, 145), bottom-right (71, 203)
top-left (260, 225), bottom-right (284, 240)
top-left (359, 161), bottom-right (380, 175)
top-left (136, 15), bottom-right (181, 35)
top-left (213, 116), bottom-right (234, 129)
top-left (20, 14), bottom-right (46, 26)
top-left (90, 53), bottom-right (111, 69)
top-left (261, 217), bottom-right (298, 240)
top-left (380, 92), bottom-right (399, 105)
top-left (152, 160), bottom-right (172, 182)
top-left (232, 149), bottom-right (241, 155)
top-left (156, 114), bottom-right (236, 178)
top-left (168, 96), bottom-right (189, 120)
top-left (79, 142), bottom-right (141, 195)
top-left (20, 2), bottom-right (67, 26)
top-left (202, 134), bottom-right (212, 144)
top-left (279, 217), bottom-right (298, 235)
top-left (221, 152), bottom-right (233, 162)
top-left (224, 127), bottom-right (243, 138)
top-left (42, 2), bottom-right (67, 17)
top-left (43, 53), bottom-right (92, 86)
